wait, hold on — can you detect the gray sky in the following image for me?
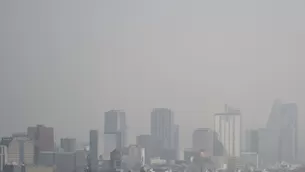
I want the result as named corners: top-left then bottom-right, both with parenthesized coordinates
top-left (1, 1), bottom-right (305, 149)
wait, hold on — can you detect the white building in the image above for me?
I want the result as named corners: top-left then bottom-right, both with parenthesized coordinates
top-left (0, 145), bottom-right (8, 171)
top-left (214, 110), bottom-right (241, 157)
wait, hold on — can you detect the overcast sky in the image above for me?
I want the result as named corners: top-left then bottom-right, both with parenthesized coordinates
top-left (1, 1), bottom-right (305, 149)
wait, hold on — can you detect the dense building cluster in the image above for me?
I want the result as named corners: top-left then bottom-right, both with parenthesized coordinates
top-left (0, 101), bottom-right (302, 172)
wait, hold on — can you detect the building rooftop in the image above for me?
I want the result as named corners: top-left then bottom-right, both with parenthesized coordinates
top-left (0, 137), bottom-right (13, 146)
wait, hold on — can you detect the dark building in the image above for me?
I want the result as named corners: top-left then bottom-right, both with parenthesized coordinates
top-left (89, 130), bottom-right (98, 172)
top-left (192, 128), bottom-right (214, 156)
top-left (136, 135), bottom-right (162, 164)
top-left (27, 125), bottom-right (54, 164)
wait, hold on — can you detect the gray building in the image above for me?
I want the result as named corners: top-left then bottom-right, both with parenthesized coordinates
top-left (258, 128), bottom-right (280, 168)
top-left (60, 138), bottom-right (77, 153)
top-left (75, 150), bottom-right (87, 172)
top-left (37, 151), bottom-right (55, 167)
top-left (244, 129), bottom-right (259, 153)
top-left (0, 145), bottom-right (7, 171)
top-left (104, 110), bottom-right (127, 159)
top-left (136, 135), bottom-right (162, 164)
top-left (192, 128), bottom-right (214, 156)
top-left (151, 108), bottom-right (175, 149)
top-left (55, 152), bottom-right (75, 172)
top-left (90, 130), bottom-right (98, 172)
top-left (174, 125), bottom-right (180, 157)
top-left (259, 100), bottom-right (298, 166)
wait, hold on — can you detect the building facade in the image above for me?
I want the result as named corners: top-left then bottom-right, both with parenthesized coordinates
top-left (192, 128), bottom-right (214, 156)
top-left (244, 129), bottom-right (259, 153)
top-left (60, 138), bottom-right (76, 153)
top-left (89, 130), bottom-right (98, 172)
top-left (136, 135), bottom-right (162, 164)
top-left (0, 136), bottom-right (35, 165)
top-left (0, 145), bottom-right (7, 171)
top-left (214, 111), bottom-right (241, 157)
top-left (27, 125), bottom-right (54, 152)
top-left (151, 108), bottom-right (175, 149)
top-left (27, 125), bottom-right (54, 164)
top-left (259, 100), bottom-right (298, 166)
top-left (104, 110), bottom-right (127, 159)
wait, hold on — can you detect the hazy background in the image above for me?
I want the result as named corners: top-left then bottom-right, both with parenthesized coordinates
top-left (0, 1), bottom-right (304, 151)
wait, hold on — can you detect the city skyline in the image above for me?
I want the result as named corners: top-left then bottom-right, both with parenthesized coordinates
top-left (1, 0), bottom-right (305, 171)
top-left (2, 1), bottom-right (305, 153)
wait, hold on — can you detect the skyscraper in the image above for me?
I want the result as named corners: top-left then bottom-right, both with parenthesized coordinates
top-left (214, 109), bottom-right (241, 157)
top-left (192, 128), bottom-right (214, 156)
top-left (27, 125), bottom-right (54, 164)
top-left (260, 100), bottom-right (298, 165)
top-left (104, 110), bottom-right (127, 159)
top-left (89, 130), bottom-right (98, 172)
top-left (151, 108), bottom-right (175, 149)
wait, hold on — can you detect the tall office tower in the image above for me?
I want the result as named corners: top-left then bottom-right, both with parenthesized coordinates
top-left (151, 108), bottom-right (175, 149)
top-left (104, 110), bottom-right (127, 159)
top-left (260, 100), bottom-right (298, 164)
top-left (60, 138), bottom-right (77, 152)
top-left (192, 128), bottom-right (214, 155)
top-left (27, 125), bottom-right (54, 164)
top-left (244, 129), bottom-right (259, 153)
top-left (214, 110), bottom-right (241, 157)
top-left (89, 130), bottom-right (98, 172)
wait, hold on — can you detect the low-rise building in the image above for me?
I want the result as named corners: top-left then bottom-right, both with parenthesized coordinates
top-left (25, 166), bottom-right (54, 172)
top-left (55, 152), bottom-right (75, 172)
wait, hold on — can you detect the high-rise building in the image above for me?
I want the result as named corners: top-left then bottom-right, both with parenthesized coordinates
top-left (214, 109), bottom-right (241, 157)
top-left (192, 128), bottom-right (214, 156)
top-left (0, 145), bottom-right (7, 171)
top-left (104, 110), bottom-right (127, 159)
top-left (60, 138), bottom-right (77, 153)
top-left (89, 130), bottom-right (98, 172)
top-left (27, 125), bottom-right (54, 152)
top-left (27, 125), bottom-right (54, 164)
top-left (259, 100), bottom-right (298, 166)
top-left (151, 108), bottom-right (175, 149)
top-left (244, 129), bottom-right (259, 153)
top-left (0, 136), bottom-right (35, 165)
